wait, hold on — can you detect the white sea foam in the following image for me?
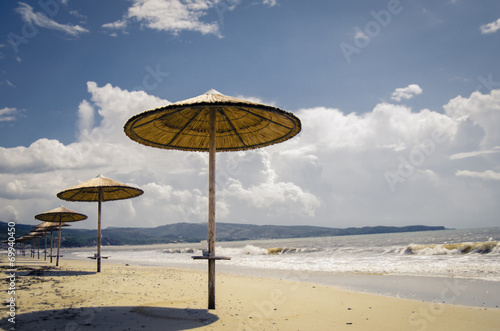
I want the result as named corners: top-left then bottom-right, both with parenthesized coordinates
top-left (405, 241), bottom-right (499, 255)
top-left (65, 227), bottom-right (500, 281)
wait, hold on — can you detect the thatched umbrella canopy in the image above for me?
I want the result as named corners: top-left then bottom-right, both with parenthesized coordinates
top-left (34, 222), bottom-right (69, 231)
top-left (57, 175), bottom-right (143, 272)
top-left (124, 89), bottom-right (301, 151)
top-left (35, 206), bottom-right (87, 266)
top-left (14, 235), bottom-right (35, 243)
top-left (124, 89), bottom-right (301, 309)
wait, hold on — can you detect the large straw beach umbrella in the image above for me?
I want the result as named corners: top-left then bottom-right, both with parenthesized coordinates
top-left (35, 206), bottom-right (87, 266)
top-left (56, 175), bottom-right (144, 272)
top-left (124, 89), bottom-right (301, 309)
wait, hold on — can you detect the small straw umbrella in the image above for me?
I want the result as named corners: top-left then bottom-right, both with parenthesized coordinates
top-left (24, 232), bottom-right (43, 258)
top-left (14, 236), bottom-right (29, 256)
top-left (17, 236), bottom-right (36, 256)
top-left (35, 206), bottom-right (87, 266)
top-left (56, 175), bottom-right (143, 272)
top-left (32, 225), bottom-right (50, 260)
top-left (124, 89), bottom-right (301, 309)
top-left (31, 226), bottom-right (48, 260)
top-left (18, 235), bottom-right (34, 257)
top-left (34, 222), bottom-right (69, 263)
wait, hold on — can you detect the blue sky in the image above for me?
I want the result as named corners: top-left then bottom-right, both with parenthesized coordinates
top-left (1, 0), bottom-right (499, 230)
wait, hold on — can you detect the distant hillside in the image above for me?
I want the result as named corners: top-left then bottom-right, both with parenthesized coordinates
top-left (0, 221), bottom-right (446, 248)
top-left (0, 221), bottom-right (34, 240)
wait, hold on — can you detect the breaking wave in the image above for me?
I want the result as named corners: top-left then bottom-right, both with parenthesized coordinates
top-left (266, 247), bottom-right (321, 254)
top-left (162, 248), bottom-right (196, 254)
top-left (404, 241), bottom-right (499, 255)
top-left (160, 244), bottom-right (322, 256)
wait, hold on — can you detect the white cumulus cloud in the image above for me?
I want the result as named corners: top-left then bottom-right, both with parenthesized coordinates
top-left (391, 84), bottom-right (423, 102)
top-left (0, 107), bottom-right (20, 122)
top-left (2, 84), bottom-right (500, 229)
top-left (103, 0), bottom-right (279, 37)
top-left (450, 148), bottom-right (500, 160)
top-left (444, 89), bottom-right (500, 148)
top-left (77, 100), bottom-right (94, 139)
top-left (456, 170), bottom-right (500, 180)
top-left (102, 19), bottom-right (128, 30)
top-left (119, 0), bottom-right (221, 36)
top-left (263, 0), bottom-right (278, 7)
top-left (480, 18), bottom-right (500, 34)
top-left (16, 2), bottom-right (89, 37)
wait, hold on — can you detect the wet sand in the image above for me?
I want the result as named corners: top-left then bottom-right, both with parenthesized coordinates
top-left (1, 257), bottom-right (499, 330)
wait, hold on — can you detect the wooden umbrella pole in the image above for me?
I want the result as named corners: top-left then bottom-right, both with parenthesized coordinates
top-left (37, 237), bottom-right (40, 259)
top-left (56, 222), bottom-right (62, 266)
top-left (44, 232), bottom-right (47, 261)
top-left (50, 230), bottom-right (53, 263)
top-left (208, 107), bottom-right (217, 310)
top-left (97, 188), bottom-right (103, 273)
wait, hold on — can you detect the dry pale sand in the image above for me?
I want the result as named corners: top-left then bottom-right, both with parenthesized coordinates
top-left (1, 256), bottom-right (499, 331)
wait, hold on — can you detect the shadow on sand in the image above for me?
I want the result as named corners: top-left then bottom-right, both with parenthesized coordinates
top-left (24, 269), bottom-right (97, 277)
top-left (1, 306), bottom-right (219, 330)
top-left (1, 264), bottom-right (96, 277)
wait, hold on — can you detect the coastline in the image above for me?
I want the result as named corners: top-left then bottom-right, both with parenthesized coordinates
top-left (1, 256), bottom-right (499, 330)
top-left (60, 245), bottom-right (500, 309)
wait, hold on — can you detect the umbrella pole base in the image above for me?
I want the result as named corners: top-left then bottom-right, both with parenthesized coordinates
top-left (208, 259), bottom-right (215, 310)
top-left (191, 256), bottom-right (231, 309)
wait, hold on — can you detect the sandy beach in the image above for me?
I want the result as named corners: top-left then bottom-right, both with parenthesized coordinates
top-left (1, 256), bottom-right (499, 331)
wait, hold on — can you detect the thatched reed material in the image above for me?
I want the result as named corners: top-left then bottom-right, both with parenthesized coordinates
top-left (124, 89), bottom-right (301, 152)
top-left (34, 206), bottom-right (88, 223)
top-left (56, 175), bottom-right (143, 272)
top-left (57, 175), bottom-right (144, 202)
top-left (34, 222), bottom-right (69, 232)
top-left (23, 232), bottom-right (44, 239)
top-left (35, 206), bottom-right (87, 265)
top-left (12, 236), bottom-right (33, 242)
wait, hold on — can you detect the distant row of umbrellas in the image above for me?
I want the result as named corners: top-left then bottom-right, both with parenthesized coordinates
top-left (8, 220), bottom-right (69, 262)
top-left (16, 176), bottom-right (143, 271)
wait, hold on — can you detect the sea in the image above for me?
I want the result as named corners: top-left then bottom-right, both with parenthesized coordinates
top-left (62, 227), bottom-right (500, 308)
